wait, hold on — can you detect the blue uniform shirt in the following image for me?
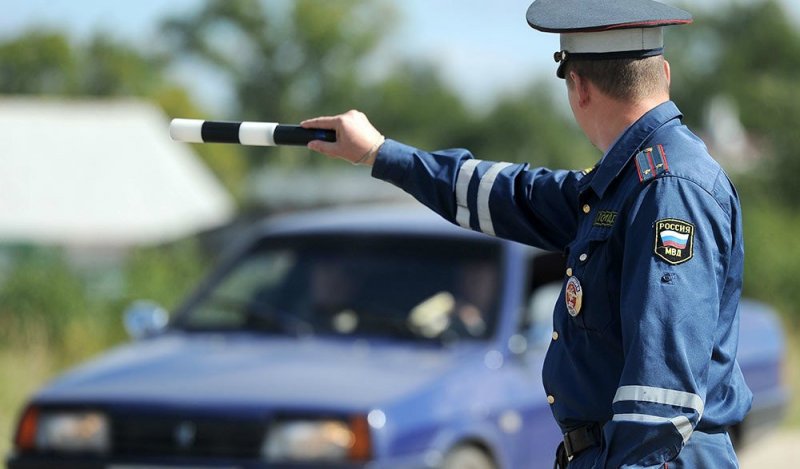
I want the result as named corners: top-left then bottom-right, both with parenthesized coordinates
top-left (371, 101), bottom-right (752, 467)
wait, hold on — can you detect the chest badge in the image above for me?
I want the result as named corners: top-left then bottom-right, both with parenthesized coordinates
top-left (565, 276), bottom-right (583, 317)
top-left (593, 210), bottom-right (618, 228)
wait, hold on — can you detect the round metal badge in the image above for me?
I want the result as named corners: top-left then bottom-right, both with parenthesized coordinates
top-left (565, 276), bottom-right (583, 317)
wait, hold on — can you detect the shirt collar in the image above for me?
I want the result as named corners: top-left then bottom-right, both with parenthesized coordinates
top-left (581, 100), bottom-right (683, 198)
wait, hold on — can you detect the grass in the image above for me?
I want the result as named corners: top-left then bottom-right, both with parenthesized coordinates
top-left (0, 345), bottom-right (57, 457)
top-left (782, 325), bottom-right (800, 427)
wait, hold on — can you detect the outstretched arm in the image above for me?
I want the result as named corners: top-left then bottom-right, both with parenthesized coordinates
top-left (302, 110), bottom-right (583, 251)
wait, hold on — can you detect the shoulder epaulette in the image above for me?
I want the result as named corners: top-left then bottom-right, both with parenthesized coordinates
top-left (635, 144), bottom-right (669, 183)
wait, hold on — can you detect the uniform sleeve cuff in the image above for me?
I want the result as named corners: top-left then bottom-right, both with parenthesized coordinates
top-left (371, 139), bottom-right (415, 186)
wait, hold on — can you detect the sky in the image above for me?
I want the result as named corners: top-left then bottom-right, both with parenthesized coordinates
top-left (2, 0), bottom-right (798, 112)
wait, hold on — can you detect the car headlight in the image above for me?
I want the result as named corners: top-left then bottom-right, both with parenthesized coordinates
top-left (15, 406), bottom-right (110, 454)
top-left (262, 417), bottom-right (371, 462)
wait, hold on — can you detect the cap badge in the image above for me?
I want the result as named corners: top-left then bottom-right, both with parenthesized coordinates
top-left (565, 276), bottom-right (583, 317)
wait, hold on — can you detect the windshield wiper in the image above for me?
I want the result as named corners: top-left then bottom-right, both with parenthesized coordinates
top-left (350, 313), bottom-right (447, 343)
top-left (202, 295), bottom-right (313, 336)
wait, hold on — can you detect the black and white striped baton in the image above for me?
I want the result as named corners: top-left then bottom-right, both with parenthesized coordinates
top-left (169, 119), bottom-right (336, 146)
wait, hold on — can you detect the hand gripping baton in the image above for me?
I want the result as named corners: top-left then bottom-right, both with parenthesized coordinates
top-left (169, 119), bottom-right (336, 146)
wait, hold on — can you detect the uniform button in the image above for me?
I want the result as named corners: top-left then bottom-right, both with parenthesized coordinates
top-left (552, 331), bottom-right (559, 341)
top-left (582, 204), bottom-right (591, 214)
top-left (547, 395), bottom-right (555, 405)
top-left (579, 253), bottom-right (588, 262)
top-left (566, 267), bottom-right (573, 277)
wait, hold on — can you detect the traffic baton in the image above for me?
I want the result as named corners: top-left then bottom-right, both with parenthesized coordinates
top-left (169, 119), bottom-right (336, 146)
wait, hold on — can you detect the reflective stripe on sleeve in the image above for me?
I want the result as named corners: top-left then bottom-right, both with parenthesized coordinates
top-left (613, 385), bottom-right (704, 417)
top-left (612, 413), bottom-right (694, 443)
top-left (476, 162), bottom-right (513, 236)
top-left (455, 159), bottom-right (482, 229)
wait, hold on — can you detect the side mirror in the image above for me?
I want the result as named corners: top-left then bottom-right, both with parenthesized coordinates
top-left (124, 301), bottom-right (169, 340)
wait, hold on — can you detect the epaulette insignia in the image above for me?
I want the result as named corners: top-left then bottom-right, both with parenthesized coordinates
top-left (635, 145), bottom-right (669, 183)
top-left (581, 166), bottom-right (596, 176)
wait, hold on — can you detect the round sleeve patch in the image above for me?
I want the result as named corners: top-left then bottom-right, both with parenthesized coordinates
top-left (654, 218), bottom-right (694, 265)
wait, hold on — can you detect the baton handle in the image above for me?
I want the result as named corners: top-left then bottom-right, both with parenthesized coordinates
top-left (169, 119), bottom-right (336, 146)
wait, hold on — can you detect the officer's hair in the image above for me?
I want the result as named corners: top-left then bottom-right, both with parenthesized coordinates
top-left (565, 56), bottom-right (669, 102)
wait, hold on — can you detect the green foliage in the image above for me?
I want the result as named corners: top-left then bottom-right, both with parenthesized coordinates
top-left (0, 248), bottom-right (91, 349)
top-left (123, 240), bottom-right (209, 311)
top-left (0, 241), bottom-right (208, 353)
top-left (161, 0), bottom-right (396, 167)
top-left (0, 31), bottom-right (165, 97)
top-left (670, 0), bottom-right (800, 205)
top-left (361, 62), bottom-right (477, 152)
top-left (0, 31), bottom-right (77, 94)
top-left (80, 34), bottom-right (168, 97)
top-left (472, 83), bottom-right (597, 169)
top-left (740, 194), bottom-right (800, 324)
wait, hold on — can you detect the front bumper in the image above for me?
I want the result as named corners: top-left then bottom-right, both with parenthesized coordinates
top-left (6, 454), bottom-right (366, 469)
top-left (7, 452), bottom-right (433, 469)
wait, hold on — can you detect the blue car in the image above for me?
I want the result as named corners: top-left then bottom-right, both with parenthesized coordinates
top-left (8, 206), bottom-right (787, 469)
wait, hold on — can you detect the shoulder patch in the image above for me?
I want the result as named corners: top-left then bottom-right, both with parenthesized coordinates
top-left (654, 218), bottom-right (694, 265)
top-left (635, 145), bottom-right (669, 183)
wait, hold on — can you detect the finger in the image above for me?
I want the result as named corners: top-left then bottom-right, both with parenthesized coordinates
top-left (301, 116), bottom-right (338, 129)
top-left (307, 140), bottom-right (341, 158)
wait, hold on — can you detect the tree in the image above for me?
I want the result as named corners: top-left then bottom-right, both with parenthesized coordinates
top-left (0, 31), bottom-right (165, 97)
top-left (359, 61), bottom-right (477, 153)
top-left (0, 31), bottom-right (77, 95)
top-left (670, 0), bottom-right (800, 203)
top-left (162, 0), bottom-right (396, 166)
top-left (471, 83), bottom-right (597, 169)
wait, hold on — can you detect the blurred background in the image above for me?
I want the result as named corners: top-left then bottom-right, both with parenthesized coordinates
top-left (1, 0), bottom-right (799, 463)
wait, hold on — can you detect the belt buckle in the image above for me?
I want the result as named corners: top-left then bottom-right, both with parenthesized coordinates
top-left (562, 431), bottom-right (577, 459)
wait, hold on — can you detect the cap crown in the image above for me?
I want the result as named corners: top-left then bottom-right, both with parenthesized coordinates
top-left (527, 0), bottom-right (692, 33)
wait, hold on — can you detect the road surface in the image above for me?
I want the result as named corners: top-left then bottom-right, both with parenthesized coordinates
top-left (739, 429), bottom-right (800, 468)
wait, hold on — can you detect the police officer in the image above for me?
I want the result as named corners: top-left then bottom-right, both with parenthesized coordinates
top-left (302, 0), bottom-right (752, 467)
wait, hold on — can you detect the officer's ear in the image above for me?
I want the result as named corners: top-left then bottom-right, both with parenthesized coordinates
top-left (568, 70), bottom-right (592, 108)
top-left (663, 59), bottom-right (672, 88)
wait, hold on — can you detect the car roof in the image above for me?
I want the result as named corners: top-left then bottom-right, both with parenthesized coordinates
top-left (253, 203), bottom-right (503, 242)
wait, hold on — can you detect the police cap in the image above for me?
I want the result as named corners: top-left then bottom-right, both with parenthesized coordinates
top-left (526, 0), bottom-right (692, 78)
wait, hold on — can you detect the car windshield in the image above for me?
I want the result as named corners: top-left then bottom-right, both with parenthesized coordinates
top-left (176, 234), bottom-right (502, 342)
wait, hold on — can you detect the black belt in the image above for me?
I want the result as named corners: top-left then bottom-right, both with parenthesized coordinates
top-left (554, 423), bottom-right (603, 468)
top-left (564, 423), bottom-right (602, 457)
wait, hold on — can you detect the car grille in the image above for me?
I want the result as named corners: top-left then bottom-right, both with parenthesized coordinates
top-left (111, 412), bottom-right (266, 459)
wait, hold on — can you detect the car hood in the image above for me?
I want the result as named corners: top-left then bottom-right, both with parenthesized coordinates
top-left (36, 332), bottom-right (486, 411)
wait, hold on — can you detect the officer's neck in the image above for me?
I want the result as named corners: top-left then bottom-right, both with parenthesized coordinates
top-left (589, 94), bottom-right (670, 153)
